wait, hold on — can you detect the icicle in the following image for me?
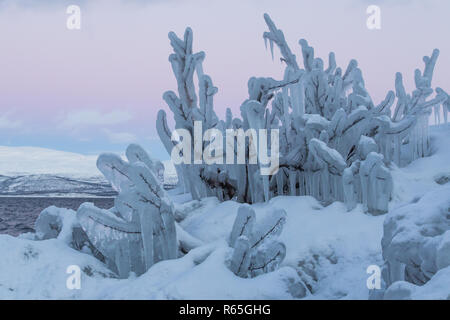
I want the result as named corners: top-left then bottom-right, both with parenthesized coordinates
top-left (289, 78), bottom-right (302, 117)
top-left (276, 171), bottom-right (284, 196)
top-left (306, 172), bottom-right (311, 196)
top-left (422, 115), bottom-right (429, 157)
top-left (320, 169), bottom-right (330, 204)
top-left (282, 86), bottom-right (291, 142)
top-left (336, 176), bottom-right (343, 202)
top-left (217, 186), bottom-right (224, 202)
top-left (393, 135), bottom-right (401, 166)
top-left (270, 39), bottom-right (274, 61)
top-left (417, 118), bottom-right (424, 158)
top-left (434, 104), bottom-right (441, 125)
top-left (298, 172), bottom-right (304, 196)
top-left (263, 175), bottom-right (270, 202)
top-left (312, 172), bottom-right (319, 200)
top-left (444, 105), bottom-right (448, 124)
top-left (289, 170), bottom-right (297, 196)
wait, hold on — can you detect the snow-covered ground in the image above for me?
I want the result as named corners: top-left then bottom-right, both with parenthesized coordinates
top-left (0, 125), bottom-right (448, 299)
top-left (0, 196), bottom-right (383, 299)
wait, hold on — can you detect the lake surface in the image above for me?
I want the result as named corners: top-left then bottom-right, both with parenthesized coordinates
top-left (0, 197), bottom-right (114, 237)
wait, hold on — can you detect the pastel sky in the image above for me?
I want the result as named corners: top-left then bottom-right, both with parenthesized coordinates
top-left (0, 0), bottom-right (448, 160)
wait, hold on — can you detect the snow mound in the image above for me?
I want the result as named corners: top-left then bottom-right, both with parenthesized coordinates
top-left (376, 125), bottom-right (450, 299)
top-left (390, 124), bottom-right (450, 205)
top-left (178, 195), bottom-right (384, 299)
top-left (384, 266), bottom-right (450, 300)
top-left (0, 206), bottom-right (304, 299)
top-left (0, 234), bottom-right (116, 299)
top-left (383, 185), bottom-right (450, 283)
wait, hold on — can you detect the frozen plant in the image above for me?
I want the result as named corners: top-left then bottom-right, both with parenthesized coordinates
top-left (342, 137), bottom-right (393, 214)
top-left (156, 27), bottom-right (231, 201)
top-left (377, 54), bottom-right (448, 164)
top-left (76, 144), bottom-right (177, 278)
top-left (156, 14), bottom-right (447, 215)
top-left (33, 206), bottom-right (107, 265)
top-left (227, 205), bottom-right (287, 278)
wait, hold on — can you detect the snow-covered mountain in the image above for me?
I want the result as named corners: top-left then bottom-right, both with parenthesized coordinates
top-left (0, 146), bottom-right (177, 196)
top-left (0, 174), bottom-right (116, 197)
top-left (0, 146), bottom-right (100, 177)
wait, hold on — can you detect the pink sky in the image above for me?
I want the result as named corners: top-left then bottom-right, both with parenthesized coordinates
top-left (0, 0), bottom-right (448, 158)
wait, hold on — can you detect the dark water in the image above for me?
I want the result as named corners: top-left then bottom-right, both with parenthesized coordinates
top-left (0, 197), bottom-right (114, 237)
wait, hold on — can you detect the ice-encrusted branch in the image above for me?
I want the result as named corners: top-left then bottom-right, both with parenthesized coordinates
top-left (263, 13), bottom-right (299, 71)
top-left (228, 206), bottom-right (287, 278)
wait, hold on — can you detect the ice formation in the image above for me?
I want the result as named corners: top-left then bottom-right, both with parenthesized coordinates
top-left (76, 144), bottom-right (177, 278)
top-left (228, 205), bottom-right (287, 279)
top-left (157, 14), bottom-right (449, 215)
top-left (372, 185), bottom-right (450, 299)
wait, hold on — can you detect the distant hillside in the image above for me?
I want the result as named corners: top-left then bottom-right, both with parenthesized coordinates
top-left (0, 146), bottom-right (177, 196)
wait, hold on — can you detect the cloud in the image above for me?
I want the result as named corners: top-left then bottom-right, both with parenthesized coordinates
top-left (0, 113), bottom-right (22, 129)
top-left (103, 129), bottom-right (137, 144)
top-left (61, 109), bottom-right (133, 129)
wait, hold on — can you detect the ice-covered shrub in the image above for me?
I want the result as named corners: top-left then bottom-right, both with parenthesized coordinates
top-left (227, 205), bottom-right (287, 278)
top-left (76, 144), bottom-right (177, 278)
top-left (156, 14), bottom-right (448, 215)
top-left (374, 185), bottom-right (450, 299)
top-left (33, 206), bottom-right (106, 263)
top-left (35, 206), bottom-right (67, 240)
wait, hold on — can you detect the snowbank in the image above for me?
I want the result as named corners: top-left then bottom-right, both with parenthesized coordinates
top-left (384, 266), bottom-right (450, 300)
top-left (382, 185), bottom-right (450, 286)
top-left (0, 233), bottom-right (301, 299)
top-left (0, 195), bottom-right (384, 299)
top-left (390, 124), bottom-right (450, 206)
top-left (378, 125), bottom-right (450, 299)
